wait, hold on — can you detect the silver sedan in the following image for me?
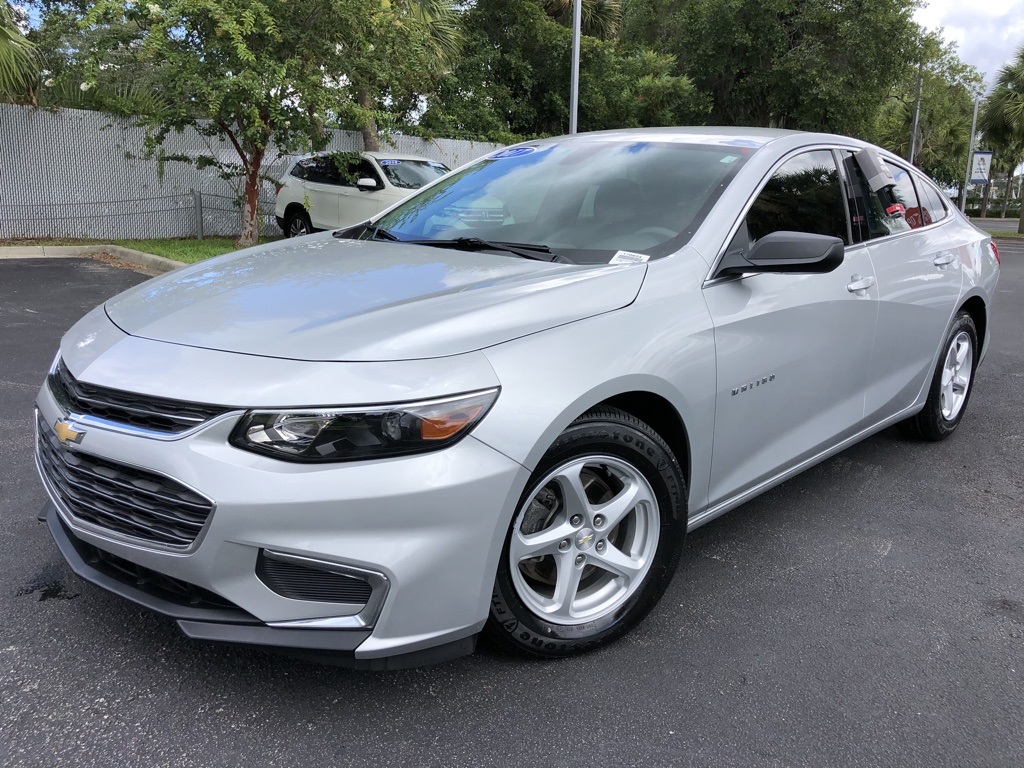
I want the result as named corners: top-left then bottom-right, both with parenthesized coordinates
top-left (35, 128), bottom-right (1000, 668)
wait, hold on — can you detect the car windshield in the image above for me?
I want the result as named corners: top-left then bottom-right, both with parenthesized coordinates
top-left (377, 159), bottom-right (450, 190)
top-left (370, 140), bottom-right (754, 262)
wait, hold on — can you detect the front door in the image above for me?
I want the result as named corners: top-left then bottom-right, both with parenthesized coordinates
top-left (703, 149), bottom-right (879, 506)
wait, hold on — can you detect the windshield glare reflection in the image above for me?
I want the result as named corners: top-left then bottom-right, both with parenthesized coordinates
top-left (373, 141), bottom-right (752, 263)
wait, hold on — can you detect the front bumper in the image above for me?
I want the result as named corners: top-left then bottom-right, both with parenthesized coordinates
top-left (41, 501), bottom-right (479, 669)
top-left (36, 366), bottom-right (530, 665)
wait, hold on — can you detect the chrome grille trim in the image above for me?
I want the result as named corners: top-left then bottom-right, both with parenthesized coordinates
top-left (36, 414), bottom-right (215, 550)
top-left (48, 359), bottom-right (230, 436)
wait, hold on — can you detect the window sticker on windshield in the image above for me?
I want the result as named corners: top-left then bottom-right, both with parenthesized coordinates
top-left (720, 155), bottom-right (739, 164)
top-left (610, 250), bottom-right (650, 264)
top-left (378, 159), bottom-right (401, 166)
top-left (490, 147), bottom-right (537, 159)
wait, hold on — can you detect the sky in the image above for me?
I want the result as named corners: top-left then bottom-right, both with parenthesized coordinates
top-left (914, 0), bottom-right (1024, 89)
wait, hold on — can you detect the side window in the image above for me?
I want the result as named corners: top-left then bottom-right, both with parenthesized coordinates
top-left (744, 150), bottom-right (848, 244)
top-left (303, 156), bottom-right (343, 186)
top-left (841, 151), bottom-right (911, 239)
top-left (914, 177), bottom-right (948, 227)
top-left (886, 162), bottom-right (922, 229)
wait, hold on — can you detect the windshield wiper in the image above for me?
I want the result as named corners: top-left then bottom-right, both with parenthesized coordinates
top-left (403, 237), bottom-right (572, 263)
top-left (333, 223), bottom-right (398, 241)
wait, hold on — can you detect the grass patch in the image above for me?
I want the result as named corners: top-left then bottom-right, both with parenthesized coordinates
top-left (983, 229), bottom-right (1024, 239)
top-left (0, 237), bottom-right (280, 264)
top-left (116, 238), bottom-right (251, 263)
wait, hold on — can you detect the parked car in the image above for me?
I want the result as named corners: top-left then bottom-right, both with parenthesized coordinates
top-left (36, 128), bottom-right (999, 669)
top-left (274, 151), bottom-right (450, 237)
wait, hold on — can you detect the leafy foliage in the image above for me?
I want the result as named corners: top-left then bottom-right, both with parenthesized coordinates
top-left (0, 2), bottom-right (37, 100)
top-left (40, 0), bottom-right (459, 246)
top-left (622, 0), bottom-right (919, 136)
top-left (418, 0), bottom-right (706, 141)
top-left (869, 33), bottom-right (983, 187)
top-left (981, 47), bottom-right (1024, 230)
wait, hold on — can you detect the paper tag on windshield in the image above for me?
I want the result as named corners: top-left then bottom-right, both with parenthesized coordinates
top-left (610, 250), bottom-right (650, 264)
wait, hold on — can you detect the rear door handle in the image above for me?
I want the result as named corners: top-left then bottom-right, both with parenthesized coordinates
top-left (847, 274), bottom-right (876, 295)
top-left (933, 253), bottom-right (956, 267)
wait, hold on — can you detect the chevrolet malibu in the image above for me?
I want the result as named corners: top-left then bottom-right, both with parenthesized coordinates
top-left (35, 128), bottom-right (1000, 669)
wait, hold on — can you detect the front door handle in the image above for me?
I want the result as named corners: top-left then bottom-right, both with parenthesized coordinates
top-left (847, 274), bottom-right (876, 295)
top-left (933, 252), bottom-right (956, 267)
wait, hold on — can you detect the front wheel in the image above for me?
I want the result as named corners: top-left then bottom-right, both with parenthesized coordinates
top-left (902, 310), bottom-right (978, 441)
top-left (284, 209), bottom-right (312, 238)
top-left (486, 407), bottom-right (687, 657)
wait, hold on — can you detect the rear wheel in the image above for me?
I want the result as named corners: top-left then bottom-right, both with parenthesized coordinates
top-left (486, 407), bottom-right (687, 657)
top-left (902, 311), bottom-right (978, 441)
top-left (285, 209), bottom-right (312, 238)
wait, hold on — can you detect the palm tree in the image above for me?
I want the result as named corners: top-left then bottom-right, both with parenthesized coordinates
top-left (0, 2), bottom-right (37, 101)
top-left (980, 46), bottom-right (1024, 232)
top-left (356, 0), bottom-right (464, 151)
top-left (543, 0), bottom-right (622, 40)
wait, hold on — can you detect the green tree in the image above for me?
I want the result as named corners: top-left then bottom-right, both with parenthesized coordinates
top-left (622, 0), bottom-right (919, 136)
top-left (869, 33), bottom-right (982, 187)
top-left (1, 2), bottom-right (37, 100)
top-left (419, 0), bottom-right (706, 141)
top-left (543, 0), bottom-right (622, 40)
top-left (70, 0), bottom-right (453, 247)
top-left (981, 47), bottom-right (1024, 231)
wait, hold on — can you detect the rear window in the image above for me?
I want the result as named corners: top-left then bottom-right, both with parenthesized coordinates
top-left (914, 177), bottom-right (949, 227)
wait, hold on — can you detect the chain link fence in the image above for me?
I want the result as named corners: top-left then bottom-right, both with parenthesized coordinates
top-left (0, 191), bottom-right (279, 240)
top-left (0, 104), bottom-right (501, 241)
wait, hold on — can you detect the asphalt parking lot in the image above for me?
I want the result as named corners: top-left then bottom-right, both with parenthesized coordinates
top-left (1, 250), bottom-right (1022, 767)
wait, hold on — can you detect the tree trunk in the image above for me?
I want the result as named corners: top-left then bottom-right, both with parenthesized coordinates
top-left (357, 89), bottom-right (380, 151)
top-left (980, 181), bottom-right (992, 218)
top-left (236, 145), bottom-right (265, 249)
top-left (1000, 170), bottom-right (1013, 219)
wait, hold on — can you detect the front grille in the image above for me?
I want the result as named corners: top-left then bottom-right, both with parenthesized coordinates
top-left (256, 552), bottom-right (372, 604)
top-left (49, 360), bottom-right (228, 434)
top-left (37, 417), bottom-right (215, 548)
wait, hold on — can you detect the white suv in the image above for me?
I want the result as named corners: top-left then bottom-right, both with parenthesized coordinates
top-left (274, 151), bottom-right (450, 237)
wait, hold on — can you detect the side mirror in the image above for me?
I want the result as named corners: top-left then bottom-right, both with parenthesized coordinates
top-left (717, 231), bottom-right (844, 277)
top-left (356, 177), bottom-right (380, 191)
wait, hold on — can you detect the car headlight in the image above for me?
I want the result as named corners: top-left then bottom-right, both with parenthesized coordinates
top-left (229, 388), bottom-right (499, 462)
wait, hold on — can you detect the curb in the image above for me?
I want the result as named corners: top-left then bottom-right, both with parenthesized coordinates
top-left (0, 244), bottom-right (183, 273)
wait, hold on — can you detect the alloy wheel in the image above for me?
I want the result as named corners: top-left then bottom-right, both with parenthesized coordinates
top-left (509, 455), bottom-right (660, 625)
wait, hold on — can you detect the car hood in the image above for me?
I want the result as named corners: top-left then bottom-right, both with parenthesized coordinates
top-left (104, 234), bottom-right (647, 362)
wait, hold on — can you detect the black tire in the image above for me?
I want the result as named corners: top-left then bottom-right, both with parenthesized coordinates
top-left (284, 208), bottom-right (312, 238)
top-left (902, 311), bottom-right (978, 441)
top-left (485, 406), bottom-right (687, 658)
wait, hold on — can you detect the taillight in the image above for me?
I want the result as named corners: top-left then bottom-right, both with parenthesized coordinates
top-left (989, 241), bottom-right (1000, 265)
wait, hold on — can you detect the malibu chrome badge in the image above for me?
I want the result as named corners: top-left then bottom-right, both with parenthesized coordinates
top-left (53, 419), bottom-right (85, 446)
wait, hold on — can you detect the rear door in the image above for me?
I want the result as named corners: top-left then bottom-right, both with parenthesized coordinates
top-left (845, 156), bottom-right (964, 421)
top-left (301, 156), bottom-right (344, 230)
top-left (703, 149), bottom-right (879, 506)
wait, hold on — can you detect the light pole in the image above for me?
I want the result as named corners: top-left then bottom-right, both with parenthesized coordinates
top-left (960, 97), bottom-right (980, 213)
top-left (908, 72), bottom-right (923, 164)
top-left (569, 0), bottom-right (582, 134)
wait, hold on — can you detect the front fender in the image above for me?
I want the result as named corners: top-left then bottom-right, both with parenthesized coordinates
top-left (475, 296), bottom-right (717, 519)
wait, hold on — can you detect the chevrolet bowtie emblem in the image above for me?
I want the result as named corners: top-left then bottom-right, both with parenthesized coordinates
top-left (53, 420), bottom-right (85, 446)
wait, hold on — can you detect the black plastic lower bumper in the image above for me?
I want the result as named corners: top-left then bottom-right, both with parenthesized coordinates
top-left (41, 502), bottom-right (475, 669)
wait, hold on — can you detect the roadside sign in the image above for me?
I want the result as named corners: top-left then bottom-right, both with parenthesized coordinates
top-left (971, 151), bottom-right (993, 184)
